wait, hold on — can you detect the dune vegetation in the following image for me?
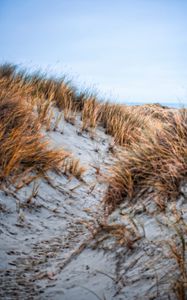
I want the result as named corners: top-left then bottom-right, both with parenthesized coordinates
top-left (0, 64), bottom-right (86, 187)
top-left (0, 63), bottom-right (187, 299)
top-left (0, 63), bottom-right (186, 208)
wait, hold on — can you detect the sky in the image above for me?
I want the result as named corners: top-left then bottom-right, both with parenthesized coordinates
top-left (0, 0), bottom-right (187, 105)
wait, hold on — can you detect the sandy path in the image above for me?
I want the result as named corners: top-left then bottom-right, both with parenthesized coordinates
top-left (0, 110), bottom-right (187, 299)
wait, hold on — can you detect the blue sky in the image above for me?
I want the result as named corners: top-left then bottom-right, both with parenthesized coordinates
top-left (0, 0), bottom-right (187, 104)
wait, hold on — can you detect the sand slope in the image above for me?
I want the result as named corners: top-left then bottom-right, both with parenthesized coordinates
top-left (0, 107), bottom-right (187, 300)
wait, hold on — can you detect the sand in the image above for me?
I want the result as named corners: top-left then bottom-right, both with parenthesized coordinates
top-left (0, 108), bottom-right (186, 299)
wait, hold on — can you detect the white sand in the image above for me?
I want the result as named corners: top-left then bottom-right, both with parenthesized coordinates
top-left (0, 108), bottom-right (186, 299)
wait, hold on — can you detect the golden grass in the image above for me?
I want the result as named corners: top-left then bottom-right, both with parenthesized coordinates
top-left (80, 100), bottom-right (152, 146)
top-left (0, 64), bottom-right (87, 186)
top-left (1, 63), bottom-right (187, 300)
top-left (0, 64), bottom-right (80, 126)
top-left (81, 97), bottom-right (101, 131)
top-left (62, 156), bottom-right (86, 180)
top-left (1, 63), bottom-right (186, 207)
top-left (0, 64), bottom-right (153, 146)
top-left (0, 64), bottom-right (157, 146)
top-left (104, 109), bottom-right (187, 212)
top-left (100, 103), bottom-right (151, 146)
top-left (0, 97), bottom-right (71, 185)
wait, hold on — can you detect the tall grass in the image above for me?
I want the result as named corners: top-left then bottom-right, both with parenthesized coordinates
top-left (81, 97), bottom-right (101, 131)
top-left (0, 97), bottom-right (70, 185)
top-left (104, 109), bottom-right (187, 212)
top-left (0, 64), bottom-right (153, 147)
top-left (100, 103), bottom-right (150, 146)
top-left (1, 63), bottom-right (186, 205)
top-left (0, 64), bottom-right (161, 147)
top-left (0, 64), bottom-right (80, 124)
top-left (0, 64), bottom-right (86, 186)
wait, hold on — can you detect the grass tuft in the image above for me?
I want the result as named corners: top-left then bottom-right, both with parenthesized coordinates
top-left (104, 109), bottom-right (187, 212)
top-left (0, 97), bottom-right (70, 186)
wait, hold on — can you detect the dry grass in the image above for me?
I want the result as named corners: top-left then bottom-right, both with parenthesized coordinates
top-left (0, 65), bottom-right (88, 186)
top-left (167, 224), bottom-right (187, 300)
top-left (0, 64), bottom-right (80, 126)
top-left (80, 100), bottom-right (152, 146)
top-left (0, 97), bottom-right (70, 186)
top-left (1, 63), bottom-right (187, 300)
top-left (81, 97), bottom-right (101, 131)
top-left (0, 65), bottom-right (152, 147)
top-left (0, 64), bottom-right (157, 147)
top-left (93, 222), bottom-right (141, 249)
top-left (62, 156), bottom-right (86, 180)
top-left (104, 109), bottom-right (187, 212)
top-left (100, 103), bottom-right (150, 146)
top-left (1, 63), bottom-right (186, 209)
